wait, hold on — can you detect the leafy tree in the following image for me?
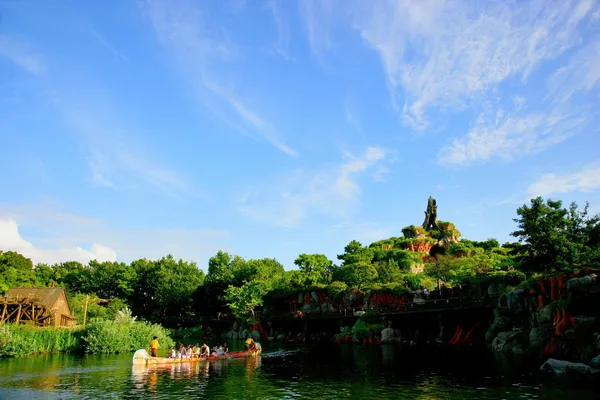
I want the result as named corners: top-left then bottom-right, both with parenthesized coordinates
top-left (374, 259), bottom-right (403, 284)
top-left (337, 240), bottom-right (373, 265)
top-left (334, 261), bottom-right (378, 289)
top-left (205, 251), bottom-right (247, 287)
top-left (88, 260), bottom-right (136, 299)
top-left (129, 255), bottom-right (205, 324)
top-left (511, 197), bottom-right (600, 272)
top-left (222, 281), bottom-right (268, 320)
top-left (34, 263), bottom-right (55, 287)
top-left (294, 253), bottom-right (333, 284)
top-left (470, 238), bottom-right (500, 251)
top-left (424, 255), bottom-right (462, 286)
top-left (52, 261), bottom-right (91, 293)
top-left (0, 251), bottom-right (37, 292)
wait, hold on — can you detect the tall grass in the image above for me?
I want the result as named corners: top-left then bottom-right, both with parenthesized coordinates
top-left (81, 318), bottom-right (174, 354)
top-left (0, 319), bottom-right (174, 357)
top-left (0, 324), bottom-right (83, 357)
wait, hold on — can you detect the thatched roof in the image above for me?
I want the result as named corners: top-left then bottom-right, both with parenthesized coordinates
top-left (5, 287), bottom-right (71, 311)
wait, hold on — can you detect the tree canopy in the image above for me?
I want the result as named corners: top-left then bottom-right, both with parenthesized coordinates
top-left (1, 196), bottom-right (596, 325)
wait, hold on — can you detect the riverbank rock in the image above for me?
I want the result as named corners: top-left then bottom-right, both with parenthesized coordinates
top-left (487, 316), bottom-right (511, 342)
top-left (536, 305), bottom-right (554, 327)
top-left (589, 355), bottom-right (600, 369)
top-left (540, 359), bottom-right (594, 376)
top-left (529, 327), bottom-right (548, 351)
top-left (574, 316), bottom-right (597, 330)
top-left (567, 274), bottom-right (599, 293)
top-left (492, 330), bottom-right (528, 355)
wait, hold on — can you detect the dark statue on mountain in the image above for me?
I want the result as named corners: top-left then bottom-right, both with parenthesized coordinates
top-left (423, 196), bottom-right (438, 230)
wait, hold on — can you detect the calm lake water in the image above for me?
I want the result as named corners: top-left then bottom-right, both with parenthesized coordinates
top-left (0, 343), bottom-right (597, 399)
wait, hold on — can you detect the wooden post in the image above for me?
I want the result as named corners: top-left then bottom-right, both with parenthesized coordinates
top-left (82, 295), bottom-right (89, 327)
top-left (16, 304), bottom-right (22, 324)
top-left (1, 303), bottom-right (6, 323)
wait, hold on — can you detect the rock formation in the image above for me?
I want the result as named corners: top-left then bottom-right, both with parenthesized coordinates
top-left (423, 196), bottom-right (439, 230)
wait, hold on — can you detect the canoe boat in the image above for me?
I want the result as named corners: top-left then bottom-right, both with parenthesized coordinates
top-left (132, 345), bottom-right (261, 365)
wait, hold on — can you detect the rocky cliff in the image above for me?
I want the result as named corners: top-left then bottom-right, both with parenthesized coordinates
top-left (487, 271), bottom-right (600, 365)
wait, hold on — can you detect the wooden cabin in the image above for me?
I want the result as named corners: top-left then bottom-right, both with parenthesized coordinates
top-left (1, 287), bottom-right (78, 327)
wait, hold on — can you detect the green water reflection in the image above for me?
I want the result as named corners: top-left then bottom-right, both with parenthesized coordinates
top-left (0, 343), bottom-right (597, 399)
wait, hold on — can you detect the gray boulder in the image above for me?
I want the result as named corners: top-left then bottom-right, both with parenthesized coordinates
top-left (536, 304), bottom-right (554, 327)
top-left (589, 355), bottom-right (600, 369)
top-left (574, 316), bottom-right (597, 330)
top-left (492, 330), bottom-right (528, 355)
top-left (540, 359), bottom-right (594, 376)
top-left (567, 274), bottom-right (599, 293)
top-left (529, 327), bottom-right (548, 351)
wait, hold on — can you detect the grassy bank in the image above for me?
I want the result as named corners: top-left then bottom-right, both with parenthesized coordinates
top-left (0, 319), bottom-right (174, 357)
top-left (0, 324), bottom-right (83, 357)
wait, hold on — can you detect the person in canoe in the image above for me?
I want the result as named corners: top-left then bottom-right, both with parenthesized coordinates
top-left (192, 344), bottom-right (201, 358)
top-left (245, 337), bottom-right (256, 351)
top-left (149, 336), bottom-right (160, 357)
top-left (200, 343), bottom-right (210, 357)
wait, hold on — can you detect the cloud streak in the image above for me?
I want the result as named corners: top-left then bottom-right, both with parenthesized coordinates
top-left (351, 0), bottom-right (596, 128)
top-left (238, 146), bottom-right (387, 227)
top-left (0, 204), bottom-right (231, 265)
top-left (527, 164), bottom-right (600, 198)
top-left (438, 107), bottom-right (587, 166)
top-left (0, 218), bottom-right (117, 265)
top-left (62, 99), bottom-right (196, 197)
top-left (141, 0), bottom-right (298, 157)
top-left (0, 34), bottom-right (44, 74)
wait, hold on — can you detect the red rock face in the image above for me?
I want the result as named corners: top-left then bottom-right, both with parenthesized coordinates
top-left (406, 240), bottom-right (434, 253)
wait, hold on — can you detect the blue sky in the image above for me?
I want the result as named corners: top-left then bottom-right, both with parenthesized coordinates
top-left (1, 0), bottom-right (599, 269)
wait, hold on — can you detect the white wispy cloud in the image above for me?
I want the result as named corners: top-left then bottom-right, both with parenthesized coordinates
top-left (0, 204), bottom-right (231, 265)
top-left (547, 40), bottom-right (600, 105)
top-left (344, 93), bottom-right (363, 133)
top-left (437, 107), bottom-right (587, 166)
top-left (0, 218), bottom-right (117, 265)
top-left (299, 0), bottom-right (597, 130)
top-left (141, 0), bottom-right (298, 157)
top-left (88, 26), bottom-right (127, 61)
top-left (268, 0), bottom-right (291, 59)
top-left (0, 34), bottom-right (44, 75)
top-left (527, 163), bottom-right (600, 197)
top-left (238, 146), bottom-right (387, 227)
top-left (329, 220), bottom-right (393, 246)
top-left (298, 0), bottom-right (335, 65)
top-left (351, 0), bottom-right (596, 128)
top-left (63, 100), bottom-right (196, 197)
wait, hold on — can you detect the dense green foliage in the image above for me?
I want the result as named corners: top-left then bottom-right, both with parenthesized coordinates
top-left (0, 317), bottom-right (174, 357)
top-left (0, 324), bottom-right (82, 357)
top-left (511, 197), bottom-right (600, 272)
top-left (81, 318), bottom-right (174, 354)
top-left (1, 196), bottom-right (598, 325)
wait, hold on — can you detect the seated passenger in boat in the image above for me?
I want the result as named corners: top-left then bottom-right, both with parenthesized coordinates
top-left (179, 343), bottom-right (187, 358)
top-left (200, 343), bottom-right (210, 357)
top-left (192, 344), bottom-right (200, 358)
top-left (222, 342), bottom-right (228, 354)
top-left (168, 346), bottom-right (176, 358)
top-left (186, 345), bottom-right (193, 358)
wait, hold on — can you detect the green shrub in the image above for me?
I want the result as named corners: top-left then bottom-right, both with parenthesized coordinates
top-left (81, 318), bottom-right (174, 354)
top-left (0, 324), bottom-right (83, 357)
